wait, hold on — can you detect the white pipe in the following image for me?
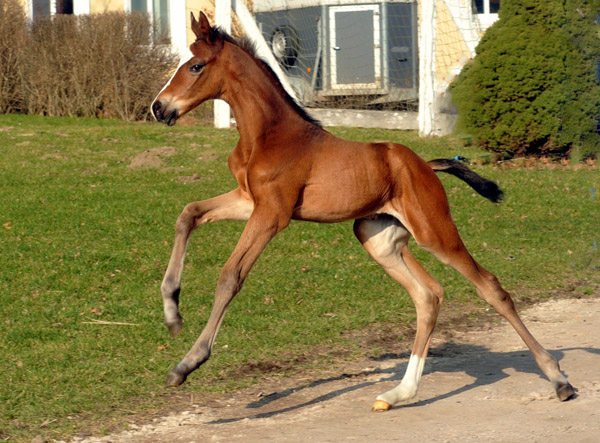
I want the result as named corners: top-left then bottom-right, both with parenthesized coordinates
top-left (214, 0), bottom-right (232, 128)
top-left (418, 0), bottom-right (436, 136)
top-left (232, 0), bottom-right (299, 102)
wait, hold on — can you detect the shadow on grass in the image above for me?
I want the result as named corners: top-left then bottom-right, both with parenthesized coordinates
top-left (208, 343), bottom-right (600, 424)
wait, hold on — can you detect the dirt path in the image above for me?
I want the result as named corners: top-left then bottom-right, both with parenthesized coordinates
top-left (76, 297), bottom-right (600, 443)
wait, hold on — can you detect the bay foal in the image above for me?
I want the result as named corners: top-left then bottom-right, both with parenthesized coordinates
top-left (152, 12), bottom-right (574, 410)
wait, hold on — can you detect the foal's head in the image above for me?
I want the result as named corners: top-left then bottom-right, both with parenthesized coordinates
top-left (152, 12), bottom-right (226, 126)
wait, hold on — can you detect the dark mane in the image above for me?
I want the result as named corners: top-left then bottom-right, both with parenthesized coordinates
top-left (211, 27), bottom-right (322, 128)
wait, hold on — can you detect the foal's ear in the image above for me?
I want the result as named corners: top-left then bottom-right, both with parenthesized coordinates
top-left (191, 11), bottom-right (216, 42)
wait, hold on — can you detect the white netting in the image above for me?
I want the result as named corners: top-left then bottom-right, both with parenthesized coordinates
top-left (249, 1), bottom-right (497, 128)
top-left (251, 0), bottom-right (419, 111)
top-left (207, 1), bottom-right (498, 132)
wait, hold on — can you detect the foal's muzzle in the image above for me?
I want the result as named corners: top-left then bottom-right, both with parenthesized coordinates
top-left (152, 100), bottom-right (178, 126)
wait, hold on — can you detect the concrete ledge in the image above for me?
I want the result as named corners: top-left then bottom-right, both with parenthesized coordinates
top-left (306, 108), bottom-right (457, 134)
top-left (308, 108), bottom-right (418, 130)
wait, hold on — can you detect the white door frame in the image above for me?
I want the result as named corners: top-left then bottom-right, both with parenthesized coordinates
top-left (329, 4), bottom-right (381, 90)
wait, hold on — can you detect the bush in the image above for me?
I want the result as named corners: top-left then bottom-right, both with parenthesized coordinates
top-left (0, 5), bottom-right (177, 120)
top-left (0, 0), bottom-right (27, 113)
top-left (450, 0), bottom-right (600, 159)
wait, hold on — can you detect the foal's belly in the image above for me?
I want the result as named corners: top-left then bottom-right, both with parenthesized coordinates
top-left (289, 139), bottom-right (394, 223)
top-left (291, 179), bottom-right (388, 223)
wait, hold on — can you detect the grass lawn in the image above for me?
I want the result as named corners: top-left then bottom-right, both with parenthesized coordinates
top-left (0, 114), bottom-right (598, 441)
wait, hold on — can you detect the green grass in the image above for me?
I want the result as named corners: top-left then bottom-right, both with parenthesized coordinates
top-left (0, 115), bottom-right (598, 441)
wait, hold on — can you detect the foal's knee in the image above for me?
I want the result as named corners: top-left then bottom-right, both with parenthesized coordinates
top-left (175, 202), bottom-right (203, 234)
top-left (175, 210), bottom-right (192, 235)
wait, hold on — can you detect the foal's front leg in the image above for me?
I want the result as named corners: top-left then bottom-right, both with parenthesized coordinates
top-left (161, 188), bottom-right (253, 337)
top-left (165, 206), bottom-right (291, 386)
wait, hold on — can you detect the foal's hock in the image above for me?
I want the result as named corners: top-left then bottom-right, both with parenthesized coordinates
top-left (151, 11), bottom-right (574, 411)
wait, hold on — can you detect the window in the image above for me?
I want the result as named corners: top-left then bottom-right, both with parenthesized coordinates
top-left (129, 0), bottom-right (171, 43)
top-left (131, 0), bottom-right (147, 12)
top-left (473, 0), bottom-right (500, 30)
top-left (28, 0), bottom-right (73, 18)
top-left (30, 0), bottom-right (50, 17)
top-left (473, 0), bottom-right (500, 15)
top-left (153, 0), bottom-right (170, 43)
top-left (57, 0), bottom-right (73, 14)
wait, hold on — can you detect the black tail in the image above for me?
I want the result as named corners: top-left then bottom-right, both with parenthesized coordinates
top-left (428, 158), bottom-right (504, 203)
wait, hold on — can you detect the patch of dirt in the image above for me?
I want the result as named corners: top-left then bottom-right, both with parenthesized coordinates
top-left (41, 152), bottom-right (67, 160)
top-left (127, 147), bottom-right (177, 169)
top-left (72, 296), bottom-right (600, 443)
top-left (177, 173), bottom-right (203, 184)
top-left (496, 156), bottom-right (597, 170)
top-left (196, 151), bottom-right (220, 162)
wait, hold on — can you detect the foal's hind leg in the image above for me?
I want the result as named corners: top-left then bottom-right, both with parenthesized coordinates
top-left (354, 216), bottom-right (444, 411)
top-left (415, 219), bottom-right (575, 401)
top-left (161, 188), bottom-right (253, 336)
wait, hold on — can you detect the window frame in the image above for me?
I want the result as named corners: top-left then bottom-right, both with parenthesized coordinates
top-left (473, 0), bottom-right (500, 30)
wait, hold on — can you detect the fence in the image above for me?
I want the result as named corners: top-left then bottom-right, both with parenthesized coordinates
top-left (213, 0), bottom-right (496, 135)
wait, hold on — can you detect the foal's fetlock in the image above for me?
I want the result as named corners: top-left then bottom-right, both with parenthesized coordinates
top-left (166, 317), bottom-right (183, 338)
top-left (555, 381), bottom-right (576, 402)
top-left (162, 285), bottom-right (183, 337)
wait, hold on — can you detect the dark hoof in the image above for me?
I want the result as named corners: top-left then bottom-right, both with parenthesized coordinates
top-left (166, 319), bottom-right (183, 338)
top-left (556, 382), bottom-right (575, 402)
top-left (165, 368), bottom-right (187, 387)
top-left (165, 371), bottom-right (186, 387)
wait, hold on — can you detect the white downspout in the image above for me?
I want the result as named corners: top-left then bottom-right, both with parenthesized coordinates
top-left (214, 0), bottom-right (232, 128)
top-left (418, 0), bottom-right (436, 136)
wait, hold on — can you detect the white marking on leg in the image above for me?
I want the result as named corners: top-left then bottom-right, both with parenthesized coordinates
top-left (377, 354), bottom-right (425, 405)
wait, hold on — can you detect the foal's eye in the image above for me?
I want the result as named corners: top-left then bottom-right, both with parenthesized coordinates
top-left (190, 64), bottom-right (203, 73)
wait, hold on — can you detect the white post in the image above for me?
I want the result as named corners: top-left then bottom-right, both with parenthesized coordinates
top-left (418, 0), bottom-right (437, 136)
top-left (232, 0), bottom-right (298, 102)
top-left (214, 0), bottom-right (232, 129)
top-left (169, 0), bottom-right (188, 59)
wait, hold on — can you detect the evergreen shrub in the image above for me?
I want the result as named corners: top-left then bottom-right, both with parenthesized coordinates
top-left (450, 0), bottom-right (600, 159)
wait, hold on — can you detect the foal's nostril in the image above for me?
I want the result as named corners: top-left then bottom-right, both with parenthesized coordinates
top-left (152, 101), bottom-right (162, 118)
top-left (152, 99), bottom-right (178, 125)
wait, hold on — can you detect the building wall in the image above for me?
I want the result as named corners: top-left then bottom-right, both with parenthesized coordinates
top-left (89, 0), bottom-right (125, 13)
top-left (418, 0), bottom-right (488, 134)
top-left (185, 0), bottom-right (214, 47)
top-left (418, 0), bottom-right (491, 95)
top-left (184, 0), bottom-right (248, 48)
top-left (436, 0), bottom-right (472, 92)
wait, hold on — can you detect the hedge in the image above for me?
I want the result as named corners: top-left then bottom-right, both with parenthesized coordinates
top-left (0, 1), bottom-right (177, 120)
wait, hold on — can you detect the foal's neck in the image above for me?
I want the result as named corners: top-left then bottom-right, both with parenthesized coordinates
top-left (220, 43), bottom-right (313, 145)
